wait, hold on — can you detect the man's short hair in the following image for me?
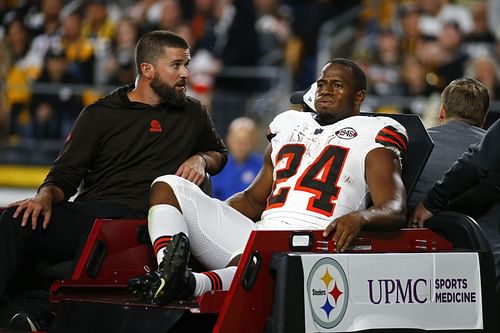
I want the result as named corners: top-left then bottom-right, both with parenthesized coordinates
top-left (328, 58), bottom-right (367, 92)
top-left (135, 30), bottom-right (189, 74)
top-left (441, 78), bottom-right (490, 127)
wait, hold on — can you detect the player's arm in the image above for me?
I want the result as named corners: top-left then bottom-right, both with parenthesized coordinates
top-left (226, 144), bottom-right (274, 221)
top-left (323, 147), bottom-right (407, 252)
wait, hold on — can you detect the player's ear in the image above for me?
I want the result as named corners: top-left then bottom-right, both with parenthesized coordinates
top-left (355, 89), bottom-right (366, 104)
top-left (356, 89), bottom-right (366, 103)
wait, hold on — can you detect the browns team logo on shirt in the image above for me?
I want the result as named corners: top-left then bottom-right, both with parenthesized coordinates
top-left (335, 127), bottom-right (357, 139)
top-left (150, 120), bottom-right (162, 133)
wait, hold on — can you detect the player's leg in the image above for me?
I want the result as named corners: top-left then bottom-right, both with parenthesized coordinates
top-left (131, 175), bottom-right (255, 304)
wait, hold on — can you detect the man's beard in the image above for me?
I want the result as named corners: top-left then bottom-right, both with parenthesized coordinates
top-left (150, 74), bottom-right (186, 106)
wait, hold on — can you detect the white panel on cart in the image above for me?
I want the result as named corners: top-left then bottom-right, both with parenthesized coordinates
top-left (300, 252), bottom-right (482, 332)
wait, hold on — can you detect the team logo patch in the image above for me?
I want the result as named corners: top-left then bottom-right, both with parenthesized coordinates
top-left (335, 127), bottom-right (357, 139)
top-left (307, 257), bottom-right (349, 329)
top-left (150, 120), bottom-right (162, 133)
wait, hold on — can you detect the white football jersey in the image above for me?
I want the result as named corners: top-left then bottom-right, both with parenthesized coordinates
top-left (259, 111), bottom-right (408, 230)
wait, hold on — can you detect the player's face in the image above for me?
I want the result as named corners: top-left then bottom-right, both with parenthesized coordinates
top-left (314, 63), bottom-right (365, 124)
top-left (150, 47), bottom-right (190, 105)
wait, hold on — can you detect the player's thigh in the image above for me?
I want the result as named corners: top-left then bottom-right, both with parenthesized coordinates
top-left (156, 175), bottom-right (256, 269)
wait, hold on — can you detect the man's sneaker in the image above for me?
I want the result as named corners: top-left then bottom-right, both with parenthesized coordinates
top-left (9, 311), bottom-right (41, 332)
top-left (128, 232), bottom-right (195, 305)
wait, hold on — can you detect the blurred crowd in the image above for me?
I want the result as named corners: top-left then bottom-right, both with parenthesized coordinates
top-left (1, 0), bottom-right (500, 144)
top-left (355, 0), bottom-right (500, 123)
top-left (0, 0), bottom-right (356, 142)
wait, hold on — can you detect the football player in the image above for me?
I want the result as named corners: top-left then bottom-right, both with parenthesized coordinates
top-left (128, 58), bottom-right (409, 304)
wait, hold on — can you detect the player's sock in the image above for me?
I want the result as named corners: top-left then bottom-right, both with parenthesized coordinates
top-left (192, 267), bottom-right (237, 296)
top-left (148, 204), bottom-right (188, 264)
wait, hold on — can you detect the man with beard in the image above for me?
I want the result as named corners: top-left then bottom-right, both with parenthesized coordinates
top-left (0, 31), bottom-right (227, 297)
top-left (128, 58), bottom-right (409, 305)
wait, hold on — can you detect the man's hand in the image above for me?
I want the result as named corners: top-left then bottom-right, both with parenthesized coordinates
top-left (175, 154), bottom-right (207, 186)
top-left (9, 194), bottom-right (53, 230)
top-left (323, 213), bottom-right (365, 252)
top-left (8, 185), bottom-right (64, 230)
top-left (408, 202), bottom-right (434, 228)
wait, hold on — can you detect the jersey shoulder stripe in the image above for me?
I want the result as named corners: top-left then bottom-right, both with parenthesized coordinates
top-left (376, 125), bottom-right (409, 154)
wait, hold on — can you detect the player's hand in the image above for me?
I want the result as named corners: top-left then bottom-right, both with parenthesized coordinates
top-left (8, 194), bottom-right (53, 230)
top-left (408, 202), bottom-right (433, 228)
top-left (323, 213), bottom-right (364, 252)
top-left (175, 154), bottom-right (207, 186)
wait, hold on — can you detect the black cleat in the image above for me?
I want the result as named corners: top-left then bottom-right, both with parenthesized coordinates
top-left (128, 232), bottom-right (194, 305)
top-left (127, 270), bottom-right (163, 303)
top-left (9, 311), bottom-right (41, 332)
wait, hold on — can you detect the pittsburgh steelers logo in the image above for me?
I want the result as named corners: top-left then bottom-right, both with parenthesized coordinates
top-left (306, 257), bottom-right (349, 329)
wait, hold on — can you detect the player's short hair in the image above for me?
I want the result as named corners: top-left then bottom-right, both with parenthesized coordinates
top-left (328, 58), bottom-right (367, 92)
top-left (135, 30), bottom-right (189, 74)
top-left (441, 78), bottom-right (489, 127)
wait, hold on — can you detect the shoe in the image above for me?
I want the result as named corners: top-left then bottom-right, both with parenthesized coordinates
top-left (9, 311), bottom-right (41, 332)
top-left (128, 232), bottom-right (194, 305)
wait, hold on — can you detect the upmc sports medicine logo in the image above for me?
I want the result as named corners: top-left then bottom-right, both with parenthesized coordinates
top-left (307, 257), bottom-right (349, 329)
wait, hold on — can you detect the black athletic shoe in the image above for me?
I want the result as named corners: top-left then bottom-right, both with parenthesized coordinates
top-left (128, 232), bottom-right (195, 305)
top-left (9, 311), bottom-right (41, 332)
top-left (127, 269), bottom-right (163, 303)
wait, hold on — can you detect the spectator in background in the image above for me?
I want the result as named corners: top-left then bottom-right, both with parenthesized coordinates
top-left (434, 21), bottom-right (469, 90)
top-left (81, 0), bottom-right (117, 42)
top-left (81, 0), bottom-right (118, 84)
top-left (399, 55), bottom-right (434, 115)
top-left (59, 11), bottom-right (95, 85)
top-left (189, 0), bottom-right (215, 47)
top-left (104, 17), bottom-right (140, 85)
top-left (173, 21), bottom-right (195, 49)
top-left (365, 27), bottom-right (402, 96)
top-left (253, 0), bottom-right (292, 66)
top-left (400, 55), bottom-right (433, 99)
top-left (397, 3), bottom-right (422, 57)
top-left (416, 0), bottom-right (473, 39)
top-left (27, 10), bottom-right (97, 88)
top-left (465, 1), bottom-right (496, 44)
top-left (212, 117), bottom-right (263, 200)
top-left (126, 0), bottom-right (164, 29)
top-left (29, 47), bottom-right (83, 139)
top-left (464, 54), bottom-right (500, 100)
top-left (197, 0), bottom-right (260, 138)
top-left (25, 0), bottom-right (63, 37)
top-left (144, 0), bottom-right (184, 34)
top-left (1, 17), bottom-right (37, 139)
top-left (287, 0), bottom-right (357, 89)
top-left (416, 21), bottom-right (468, 92)
top-left (408, 78), bottom-right (489, 209)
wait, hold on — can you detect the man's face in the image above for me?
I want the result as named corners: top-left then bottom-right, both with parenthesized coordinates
top-left (314, 63), bottom-right (364, 124)
top-left (150, 47), bottom-right (190, 105)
